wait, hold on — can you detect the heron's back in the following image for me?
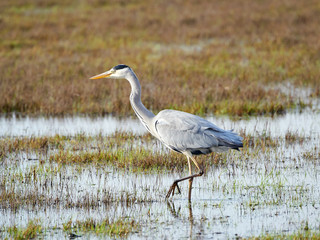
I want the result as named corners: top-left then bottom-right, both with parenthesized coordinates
top-left (153, 110), bottom-right (243, 155)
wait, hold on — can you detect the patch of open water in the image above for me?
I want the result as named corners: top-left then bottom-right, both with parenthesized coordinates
top-left (1, 108), bottom-right (319, 137)
top-left (0, 113), bottom-right (145, 136)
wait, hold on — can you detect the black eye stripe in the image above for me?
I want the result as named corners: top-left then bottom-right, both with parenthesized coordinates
top-left (113, 64), bottom-right (129, 70)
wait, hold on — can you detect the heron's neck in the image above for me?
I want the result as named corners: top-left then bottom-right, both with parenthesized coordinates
top-left (126, 71), bottom-right (155, 132)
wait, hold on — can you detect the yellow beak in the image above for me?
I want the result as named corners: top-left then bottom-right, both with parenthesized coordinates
top-left (90, 71), bottom-right (112, 80)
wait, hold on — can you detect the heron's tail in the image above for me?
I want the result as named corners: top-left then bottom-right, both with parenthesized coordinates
top-left (216, 130), bottom-right (243, 151)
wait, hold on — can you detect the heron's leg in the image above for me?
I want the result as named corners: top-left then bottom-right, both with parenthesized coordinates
top-left (166, 156), bottom-right (204, 199)
top-left (165, 180), bottom-right (181, 199)
top-left (188, 157), bottom-right (193, 202)
top-left (189, 155), bottom-right (203, 174)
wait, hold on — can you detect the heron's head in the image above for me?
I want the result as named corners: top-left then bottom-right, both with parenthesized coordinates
top-left (90, 64), bottom-right (132, 80)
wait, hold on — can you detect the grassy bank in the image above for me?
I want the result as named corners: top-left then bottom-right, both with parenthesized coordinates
top-left (0, 0), bottom-right (319, 116)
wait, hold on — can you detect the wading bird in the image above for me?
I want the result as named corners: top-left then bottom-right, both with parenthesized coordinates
top-left (90, 64), bottom-right (243, 201)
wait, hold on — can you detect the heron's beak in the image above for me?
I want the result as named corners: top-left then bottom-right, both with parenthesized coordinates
top-left (90, 71), bottom-right (112, 80)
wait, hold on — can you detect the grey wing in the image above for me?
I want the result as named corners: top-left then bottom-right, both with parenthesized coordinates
top-left (154, 110), bottom-right (243, 155)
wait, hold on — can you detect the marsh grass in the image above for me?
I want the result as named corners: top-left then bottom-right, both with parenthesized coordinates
top-left (1, 129), bottom-right (311, 170)
top-left (1, 0), bottom-right (319, 116)
top-left (2, 217), bottom-right (138, 239)
top-left (0, 183), bottom-right (154, 210)
top-left (302, 151), bottom-right (320, 162)
top-left (0, 131), bottom-right (224, 171)
top-left (63, 217), bottom-right (139, 237)
top-left (247, 231), bottom-right (320, 240)
top-left (49, 148), bottom-right (189, 171)
top-left (5, 220), bottom-right (42, 240)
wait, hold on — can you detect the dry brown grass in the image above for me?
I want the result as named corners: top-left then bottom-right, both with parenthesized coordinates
top-left (0, 0), bottom-right (319, 116)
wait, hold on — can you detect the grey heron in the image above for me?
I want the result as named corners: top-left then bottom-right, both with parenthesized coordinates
top-left (90, 64), bottom-right (243, 201)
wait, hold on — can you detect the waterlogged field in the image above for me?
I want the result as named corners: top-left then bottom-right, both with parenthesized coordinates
top-left (1, 0), bottom-right (320, 239)
top-left (1, 106), bottom-right (320, 239)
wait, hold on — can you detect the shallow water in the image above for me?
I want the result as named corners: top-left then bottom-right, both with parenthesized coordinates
top-left (0, 109), bottom-right (320, 239)
top-left (1, 108), bottom-right (319, 137)
top-left (0, 113), bottom-right (145, 136)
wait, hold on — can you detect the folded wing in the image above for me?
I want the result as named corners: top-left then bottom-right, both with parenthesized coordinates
top-left (154, 110), bottom-right (243, 155)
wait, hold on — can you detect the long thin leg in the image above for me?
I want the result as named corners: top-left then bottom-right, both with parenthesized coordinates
top-left (188, 157), bottom-right (193, 202)
top-left (166, 155), bottom-right (204, 199)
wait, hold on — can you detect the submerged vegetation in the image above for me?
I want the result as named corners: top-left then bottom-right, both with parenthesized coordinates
top-left (1, 0), bottom-right (320, 116)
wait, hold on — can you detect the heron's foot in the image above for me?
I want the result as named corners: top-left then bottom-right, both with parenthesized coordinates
top-left (165, 181), bottom-right (181, 199)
